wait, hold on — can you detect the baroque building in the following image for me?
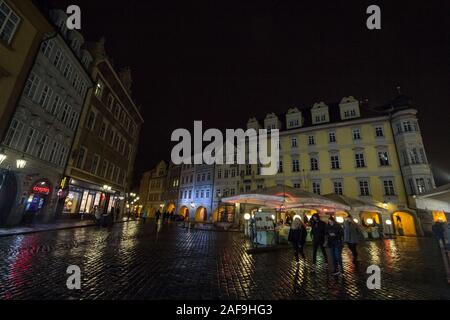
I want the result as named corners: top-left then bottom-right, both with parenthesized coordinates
top-left (144, 94), bottom-right (436, 237)
top-left (60, 37), bottom-right (143, 220)
top-left (0, 7), bottom-right (92, 225)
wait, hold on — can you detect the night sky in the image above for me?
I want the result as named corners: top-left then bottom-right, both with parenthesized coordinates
top-left (46, 0), bottom-right (450, 187)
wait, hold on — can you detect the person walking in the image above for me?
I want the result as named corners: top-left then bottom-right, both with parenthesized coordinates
top-left (142, 208), bottom-right (148, 224)
top-left (326, 216), bottom-right (344, 275)
top-left (288, 217), bottom-right (307, 263)
top-left (310, 213), bottom-right (328, 272)
top-left (432, 220), bottom-right (446, 247)
top-left (115, 207), bottom-right (120, 222)
top-left (343, 215), bottom-right (363, 263)
top-left (94, 206), bottom-right (101, 226)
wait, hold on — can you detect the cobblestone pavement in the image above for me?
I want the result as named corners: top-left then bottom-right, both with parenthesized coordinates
top-left (0, 220), bottom-right (449, 300)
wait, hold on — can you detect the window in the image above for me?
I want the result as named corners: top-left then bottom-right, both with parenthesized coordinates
top-left (292, 159), bottom-right (300, 172)
top-left (312, 182), bottom-right (321, 195)
top-left (101, 160), bottom-right (108, 177)
top-left (35, 134), bottom-right (48, 159)
top-left (63, 63), bottom-right (73, 80)
top-left (49, 141), bottom-right (59, 163)
top-left (383, 179), bottom-right (395, 196)
top-left (53, 49), bottom-right (63, 70)
top-left (4, 119), bottom-right (24, 148)
top-left (408, 178), bottom-right (415, 194)
top-left (230, 189), bottom-right (235, 196)
top-left (416, 178), bottom-right (426, 194)
top-left (94, 80), bottom-right (104, 98)
top-left (113, 134), bottom-right (120, 150)
top-left (293, 183), bottom-right (301, 189)
top-left (257, 184), bottom-right (264, 190)
top-left (278, 160), bottom-right (283, 173)
top-left (402, 121), bottom-right (413, 132)
top-left (197, 174), bottom-right (200, 182)
top-left (329, 132), bottom-right (336, 143)
top-left (352, 128), bottom-right (361, 140)
top-left (76, 147), bottom-right (87, 169)
top-left (217, 169), bottom-right (222, 179)
top-left (378, 151), bottom-right (390, 166)
top-left (310, 157), bottom-right (319, 171)
top-left (69, 111), bottom-right (78, 130)
top-left (375, 126), bottom-right (384, 137)
top-left (410, 148), bottom-right (420, 164)
top-left (359, 180), bottom-right (370, 196)
top-left (113, 103), bottom-right (120, 119)
top-left (419, 148), bottom-right (427, 164)
top-left (41, 40), bottom-right (54, 58)
top-left (291, 138), bottom-right (297, 148)
top-left (91, 154), bottom-right (100, 175)
top-left (86, 110), bottom-right (96, 131)
top-left (330, 155), bottom-right (340, 169)
top-left (246, 164), bottom-right (252, 175)
top-left (24, 73), bottom-right (41, 100)
top-left (224, 170), bottom-right (229, 178)
top-left (0, 1), bottom-right (20, 44)
top-left (333, 181), bottom-right (343, 195)
top-left (60, 104), bottom-right (71, 124)
top-left (188, 190), bottom-right (192, 198)
top-left (355, 152), bottom-right (366, 168)
top-left (72, 73), bottom-right (79, 89)
top-left (308, 135), bottom-right (315, 145)
top-left (344, 109), bottom-right (356, 118)
top-left (119, 138), bottom-right (125, 155)
top-left (50, 95), bottom-right (61, 115)
top-left (208, 172), bottom-right (212, 180)
top-left (22, 128), bottom-right (36, 154)
top-left (58, 146), bottom-right (67, 167)
top-left (107, 94), bottom-right (114, 110)
top-left (108, 163), bottom-right (115, 181)
top-left (38, 84), bottom-right (53, 109)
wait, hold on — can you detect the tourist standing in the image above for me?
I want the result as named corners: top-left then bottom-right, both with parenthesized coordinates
top-left (343, 215), bottom-right (363, 263)
top-left (288, 217), bottom-right (307, 263)
top-left (310, 213), bottom-right (328, 271)
top-left (326, 216), bottom-right (344, 275)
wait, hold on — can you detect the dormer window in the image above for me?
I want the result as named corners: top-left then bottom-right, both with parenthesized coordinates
top-left (286, 107), bottom-right (302, 129)
top-left (311, 102), bottom-right (329, 124)
top-left (339, 96), bottom-right (360, 120)
top-left (72, 38), bottom-right (81, 53)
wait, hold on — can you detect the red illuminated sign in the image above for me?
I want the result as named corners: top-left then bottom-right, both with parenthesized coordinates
top-left (32, 185), bottom-right (50, 195)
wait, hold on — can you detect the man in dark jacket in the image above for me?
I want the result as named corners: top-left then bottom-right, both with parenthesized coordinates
top-left (310, 213), bottom-right (328, 271)
top-left (327, 216), bottom-right (344, 275)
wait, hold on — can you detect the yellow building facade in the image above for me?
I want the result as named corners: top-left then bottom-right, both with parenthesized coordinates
top-left (0, 0), bottom-right (52, 140)
top-left (240, 96), bottom-right (434, 236)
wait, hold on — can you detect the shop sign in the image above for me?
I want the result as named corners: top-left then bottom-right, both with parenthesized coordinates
top-left (32, 182), bottom-right (50, 195)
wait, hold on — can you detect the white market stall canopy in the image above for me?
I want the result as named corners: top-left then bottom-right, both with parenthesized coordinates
top-left (414, 183), bottom-right (450, 212)
top-left (322, 193), bottom-right (388, 214)
top-left (221, 186), bottom-right (351, 212)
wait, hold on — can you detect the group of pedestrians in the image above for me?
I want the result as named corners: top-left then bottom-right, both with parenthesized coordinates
top-left (288, 213), bottom-right (364, 275)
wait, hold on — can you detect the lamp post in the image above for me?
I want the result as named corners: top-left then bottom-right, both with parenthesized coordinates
top-left (244, 213), bottom-right (251, 237)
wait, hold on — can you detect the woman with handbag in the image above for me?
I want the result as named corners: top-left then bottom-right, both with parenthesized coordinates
top-left (288, 217), bottom-right (307, 263)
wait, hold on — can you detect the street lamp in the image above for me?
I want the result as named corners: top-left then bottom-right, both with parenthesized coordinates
top-left (336, 216), bottom-right (344, 224)
top-left (244, 213), bottom-right (251, 237)
top-left (16, 155), bottom-right (26, 169)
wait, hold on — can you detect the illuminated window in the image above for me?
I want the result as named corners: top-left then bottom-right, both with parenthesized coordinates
top-left (94, 80), bottom-right (104, 98)
top-left (378, 151), bottom-right (390, 166)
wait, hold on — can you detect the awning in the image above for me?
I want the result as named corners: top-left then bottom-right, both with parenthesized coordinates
top-left (221, 186), bottom-right (351, 212)
top-left (322, 193), bottom-right (388, 214)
